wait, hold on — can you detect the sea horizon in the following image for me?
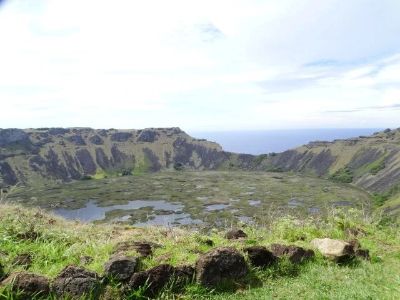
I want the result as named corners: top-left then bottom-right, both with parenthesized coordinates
top-left (189, 128), bottom-right (383, 155)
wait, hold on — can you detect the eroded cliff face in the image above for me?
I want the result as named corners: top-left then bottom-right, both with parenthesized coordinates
top-left (0, 127), bottom-right (240, 186)
top-left (2, 127), bottom-right (400, 196)
top-left (255, 129), bottom-right (400, 193)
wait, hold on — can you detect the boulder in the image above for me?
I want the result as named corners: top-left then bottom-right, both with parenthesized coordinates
top-left (195, 247), bottom-right (248, 287)
top-left (1, 272), bottom-right (50, 298)
top-left (128, 264), bottom-right (175, 297)
top-left (104, 255), bottom-right (138, 282)
top-left (244, 246), bottom-right (277, 268)
top-left (225, 229), bottom-right (247, 240)
top-left (52, 265), bottom-right (101, 299)
top-left (270, 244), bottom-right (315, 264)
top-left (311, 238), bottom-right (354, 260)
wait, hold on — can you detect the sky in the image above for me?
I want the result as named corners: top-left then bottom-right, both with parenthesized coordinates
top-left (0, 0), bottom-right (400, 131)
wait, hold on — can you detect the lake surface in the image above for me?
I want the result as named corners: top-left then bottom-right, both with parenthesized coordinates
top-left (189, 128), bottom-right (382, 154)
top-left (53, 200), bottom-right (200, 226)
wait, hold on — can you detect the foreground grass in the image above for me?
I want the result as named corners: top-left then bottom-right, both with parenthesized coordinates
top-left (0, 204), bottom-right (399, 299)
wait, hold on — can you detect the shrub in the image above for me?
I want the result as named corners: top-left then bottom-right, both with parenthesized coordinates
top-left (329, 167), bottom-right (353, 183)
top-left (121, 169), bottom-right (133, 176)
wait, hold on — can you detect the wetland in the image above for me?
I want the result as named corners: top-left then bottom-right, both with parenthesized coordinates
top-left (7, 171), bottom-right (372, 228)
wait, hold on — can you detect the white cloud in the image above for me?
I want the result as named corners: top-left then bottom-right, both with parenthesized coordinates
top-left (0, 0), bottom-right (400, 130)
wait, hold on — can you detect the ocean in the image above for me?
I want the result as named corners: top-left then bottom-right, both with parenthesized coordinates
top-left (188, 128), bottom-right (382, 155)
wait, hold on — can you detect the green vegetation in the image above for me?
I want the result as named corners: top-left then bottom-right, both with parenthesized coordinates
top-left (6, 171), bottom-right (371, 227)
top-left (133, 159), bottom-right (150, 176)
top-left (329, 167), bottom-right (354, 183)
top-left (368, 158), bottom-right (386, 175)
top-left (0, 204), bottom-right (399, 299)
top-left (372, 184), bottom-right (400, 208)
top-left (373, 193), bottom-right (390, 207)
top-left (92, 170), bottom-right (108, 180)
top-left (253, 154), bottom-right (269, 165)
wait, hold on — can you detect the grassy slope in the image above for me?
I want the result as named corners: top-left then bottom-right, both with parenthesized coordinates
top-left (0, 204), bottom-right (399, 299)
top-left (382, 194), bottom-right (400, 220)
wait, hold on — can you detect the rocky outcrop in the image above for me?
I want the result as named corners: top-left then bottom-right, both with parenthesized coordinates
top-left (104, 255), bottom-right (138, 282)
top-left (244, 246), bottom-right (277, 268)
top-left (1, 272), bottom-right (50, 298)
top-left (270, 244), bottom-right (315, 264)
top-left (137, 129), bottom-right (159, 143)
top-left (127, 264), bottom-right (194, 297)
top-left (195, 247), bottom-right (248, 287)
top-left (52, 265), bottom-right (101, 299)
top-left (111, 132), bottom-right (133, 142)
top-left (0, 129), bottom-right (30, 147)
top-left (128, 264), bottom-right (175, 297)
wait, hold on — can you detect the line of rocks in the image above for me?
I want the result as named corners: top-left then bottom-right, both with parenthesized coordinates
top-left (0, 233), bottom-right (370, 299)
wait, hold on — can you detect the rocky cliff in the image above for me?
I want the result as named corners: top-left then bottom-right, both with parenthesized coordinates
top-left (2, 127), bottom-right (400, 197)
top-left (256, 128), bottom-right (400, 194)
top-left (0, 127), bottom-right (251, 186)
